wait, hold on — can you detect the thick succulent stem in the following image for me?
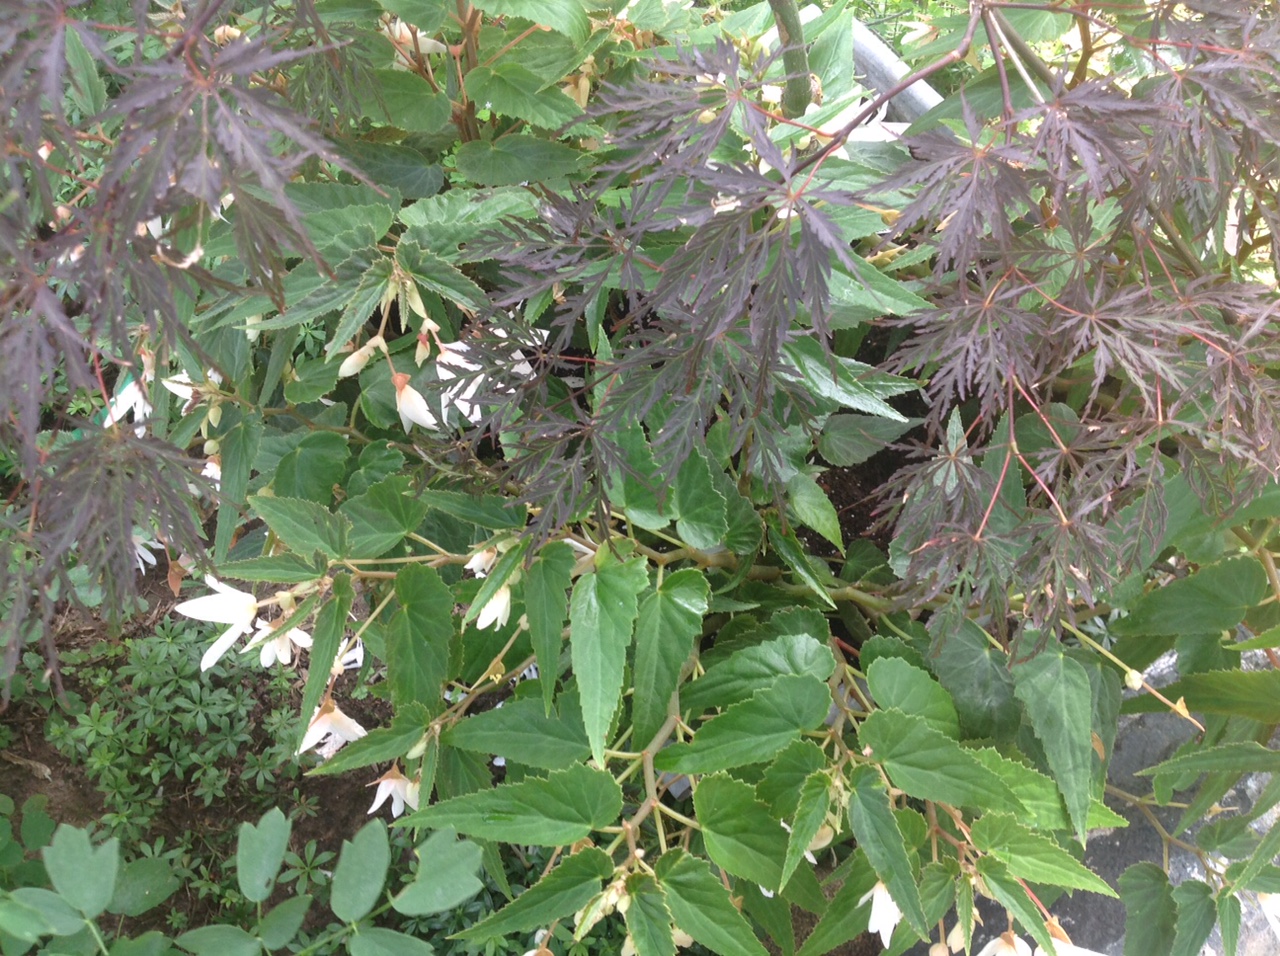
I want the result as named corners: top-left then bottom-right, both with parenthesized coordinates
top-left (766, 0), bottom-right (811, 118)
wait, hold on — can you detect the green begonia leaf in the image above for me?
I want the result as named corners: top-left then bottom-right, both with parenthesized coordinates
top-left (780, 772), bottom-right (830, 891)
top-left (1113, 557), bottom-right (1267, 636)
top-left (470, 0), bottom-right (590, 41)
top-left (454, 848), bottom-right (613, 940)
top-left (465, 63), bottom-right (581, 129)
top-left (866, 657), bottom-right (959, 740)
top-left (1119, 863), bottom-right (1177, 956)
top-left (766, 516), bottom-right (835, 608)
top-left (347, 927), bottom-right (437, 956)
top-left (570, 553), bottom-right (650, 765)
top-left (625, 874), bottom-right (676, 956)
top-left (256, 895), bottom-right (311, 950)
top-left (672, 449), bottom-right (728, 549)
top-left (971, 814), bottom-right (1115, 896)
top-left (1171, 880), bottom-right (1216, 956)
top-left (858, 709), bottom-right (1023, 813)
top-left (372, 70), bottom-right (451, 132)
top-left (694, 774), bottom-right (787, 891)
top-left (525, 541), bottom-right (575, 714)
top-left (655, 675), bottom-right (830, 774)
top-left (683, 634), bottom-right (835, 712)
top-left (399, 763), bottom-right (622, 845)
top-left (250, 495), bottom-right (349, 559)
top-left (632, 569), bottom-right (708, 748)
top-left (443, 697), bottom-right (589, 771)
top-left (175, 925), bottom-right (261, 956)
top-left (847, 766), bottom-right (928, 938)
top-left (387, 564), bottom-right (453, 712)
top-left (1012, 647), bottom-right (1095, 844)
top-left (656, 850), bottom-right (769, 956)
top-left (455, 137), bottom-right (584, 186)
top-left (786, 472), bottom-right (843, 553)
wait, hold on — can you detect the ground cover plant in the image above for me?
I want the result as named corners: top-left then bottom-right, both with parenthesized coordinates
top-left (3, 0), bottom-right (1280, 954)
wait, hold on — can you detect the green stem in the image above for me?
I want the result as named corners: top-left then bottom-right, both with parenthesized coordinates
top-left (766, 0), bottom-right (811, 118)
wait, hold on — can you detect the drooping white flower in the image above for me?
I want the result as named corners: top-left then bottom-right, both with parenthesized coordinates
top-left (131, 531), bottom-right (161, 574)
top-left (859, 881), bottom-right (903, 949)
top-left (174, 576), bottom-right (259, 671)
top-left (244, 617), bottom-right (312, 667)
top-left (392, 372), bottom-right (439, 432)
top-left (338, 335), bottom-right (386, 378)
top-left (465, 547), bottom-right (498, 577)
top-left (104, 378), bottom-right (152, 432)
top-left (201, 456), bottom-right (222, 490)
top-left (474, 583), bottom-right (512, 630)
top-left (930, 944), bottom-right (950, 956)
top-left (975, 932), bottom-right (1033, 956)
top-left (367, 765), bottom-right (420, 818)
top-left (298, 700), bottom-right (367, 755)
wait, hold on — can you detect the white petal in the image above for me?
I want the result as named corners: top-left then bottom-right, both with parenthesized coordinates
top-left (475, 584), bottom-right (511, 630)
top-left (201, 622), bottom-right (251, 671)
top-left (368, 779), bottom-right (395, 815)
top-left (396, 382), bottom-right (438, 431)
top-left (327, 705), bottom-right (367, 742)
top-left (176, 587), bottom-right (257, 625)
top-left (298, 714), bottom-right (332, 754)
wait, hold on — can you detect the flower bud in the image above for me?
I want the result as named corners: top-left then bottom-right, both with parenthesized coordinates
top-left (1125, 668), bottom-right (1144, 691)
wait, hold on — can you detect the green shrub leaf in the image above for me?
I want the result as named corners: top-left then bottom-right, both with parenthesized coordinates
top-left (235, 808), bottom-right (290, 904)
top-left (392, 829), bottom-right (483, 917)
top-left (42, 826), bottom-right (118, 919)
top-left (331, 821), bottom-right (391, 924)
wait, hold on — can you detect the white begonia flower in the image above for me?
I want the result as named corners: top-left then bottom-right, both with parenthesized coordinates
top-left (859, 881), bottom-right (903, 949)
top-left (104, 378), bottom-right (151, 432)
top-left (465, 547), bottom-right (499, 577)
top-left (930, 944), bottom-right (950, 956)
top-left (435, 341), bottom-right (485, 424)
top-left (1261, 892), bottom-right (1280, 941)
top-left (975, 932), bottom-right (1033, 956)
top-left (367, 765), bottom-right (420, 818)
top-left (131, 532), bottom-right (161, 574)
top-left (948, 921), bottom-right (967, 952)
top-left (298, 700), bottom-right (367, 755)
top-left (244, 617), bottom-right (312, 667)
top-left (201, 456), bottom-right (221, 489)
top-left (392, 372), bottom-right (439, 432)
top-left (474, 582), bottom-right (513, 631)
top-left (338, 335), bottom-right (386, 378)
top-left (174, 576), bottom-right (259, 671)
